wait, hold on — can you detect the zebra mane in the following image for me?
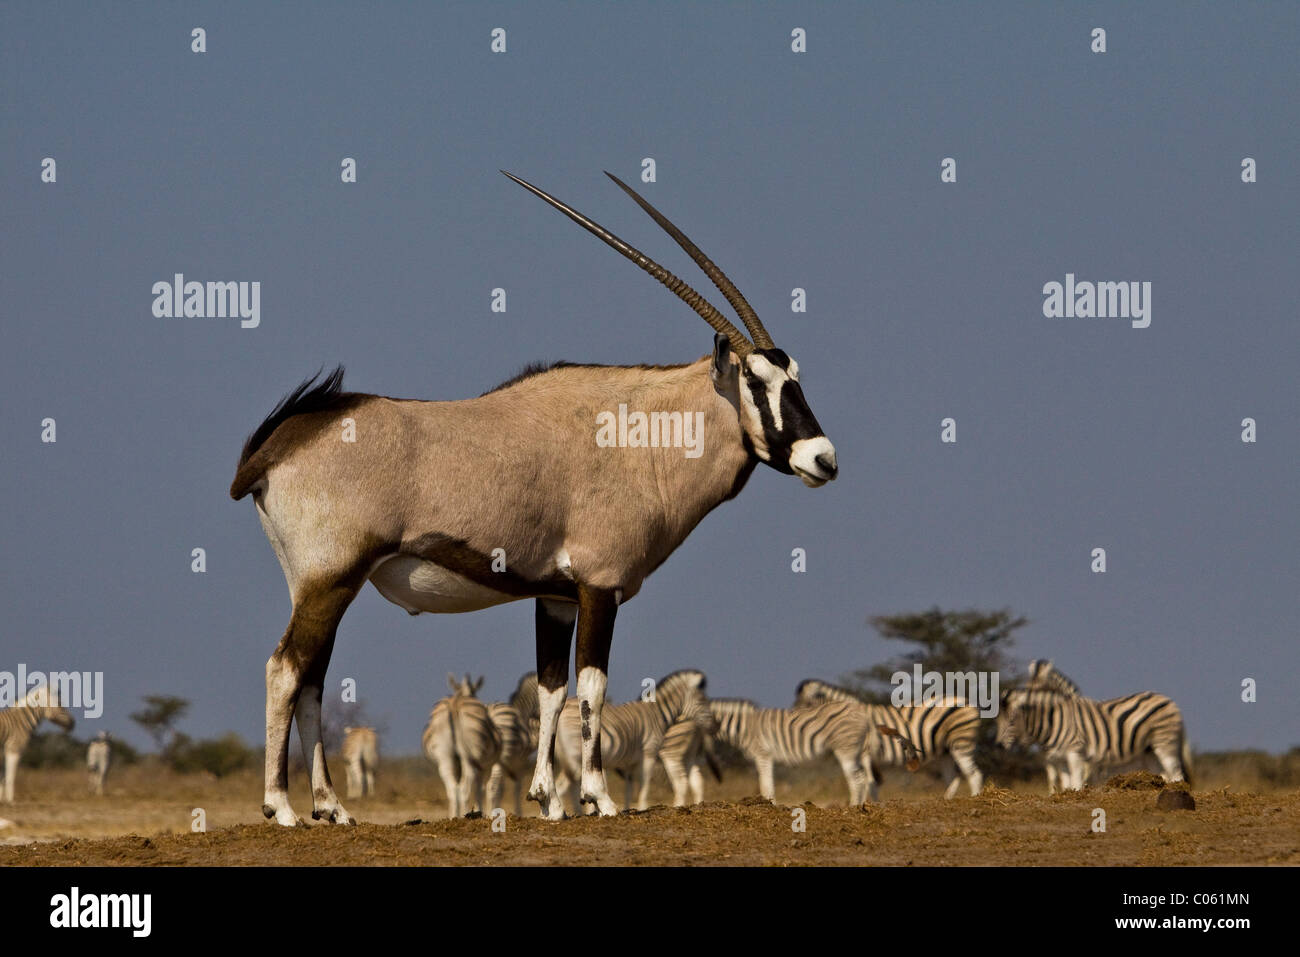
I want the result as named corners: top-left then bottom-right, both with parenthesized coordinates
top-left (795, 678), bottom-right (864, 702)
top-left (1025, 660), bottom-right (1081, 696)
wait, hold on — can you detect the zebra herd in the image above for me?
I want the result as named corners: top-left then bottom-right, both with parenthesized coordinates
top-left (0, 659), bottom-right (1192, 812)
top-left (405, 660), bottom-right (1190, 817)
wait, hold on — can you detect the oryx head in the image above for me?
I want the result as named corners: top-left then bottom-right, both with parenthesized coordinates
top-left (503, 171), bottom-right (838, 488)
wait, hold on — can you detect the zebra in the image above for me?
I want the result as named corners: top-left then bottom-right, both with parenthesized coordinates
top-left (422, 674), bottom-right (502, 818)
top-left (707, 697), bottom-right (878, 805)
top-left (340, 726), bottom-right (379, 799)
top-left (485, 672), bottom-right (539, 816)
top-left (793, 679), bottom-right (984, 800)
top-left (1, 684), bottom-right (75, 803)
top-left (657, 716), bottom-right (723, 807)
top-left (554, 670), bottom-right (716, 814)
top-left (86, 731), bottom-right (111, 796)
top-left (996, 667), bottom-right (1192, 792)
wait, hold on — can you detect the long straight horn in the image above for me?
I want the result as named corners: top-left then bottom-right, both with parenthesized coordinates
top-left (604, 171), bottom-right (775, 351)
top-left (501, 170), bottom-right (753, 357)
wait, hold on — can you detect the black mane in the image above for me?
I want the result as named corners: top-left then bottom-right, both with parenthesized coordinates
top-left (237, 366), bottom-right (354, 468)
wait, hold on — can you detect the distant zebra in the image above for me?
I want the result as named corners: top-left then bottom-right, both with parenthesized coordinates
top-left (708, 697), bottom-right (876, 805)
top-left (86, 731), bottom-right (111, 796)
top-left (657, 716), bottom-right (722, 807)
top-left (996, 664), bottom-right (1192, 792)
top-left (423, 674), bottom-right (502, 818)
top-left (1, 684), bottom-right (75, 803)
top-left (485, 672), bottom-right (539, 816)
top-left (341, 727), bottom-right (378, 798)
top-left (793, 679), bottom-right (983, 800)
top-left (554, 670), bottom-right (716, 814)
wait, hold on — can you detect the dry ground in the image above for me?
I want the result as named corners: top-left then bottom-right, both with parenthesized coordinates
top-left (2, 760), bottom-right (1296, 866)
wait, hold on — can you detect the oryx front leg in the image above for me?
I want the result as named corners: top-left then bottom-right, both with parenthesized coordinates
top-left (263, 581), bottom-right (357, 828)
top-left (528, 598), bottom-right (575, 820)
top-left (575, 585), bottom-right (619, 817)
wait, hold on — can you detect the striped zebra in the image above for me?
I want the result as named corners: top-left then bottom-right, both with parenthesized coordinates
top-left (422, 674), bottom-right (502, 818)
top-left (708, 697), bottom-right (877, 805)
top-left (554, 670), bottom-right (715, 814)
top-left (996, 663), bottom-right (1192, 792)
top-left (86, 731), bottom-right (112, 797)
top-left (657, 716), bottom-right (722, 806)
top-left (340, 726), bottom-right (378, 799)
top-left (485, 672), bottom-right (539, 816)
top-left (2, 684), bottom-right (75, 803)
top-left (794, 679), bottom-right (984, 800)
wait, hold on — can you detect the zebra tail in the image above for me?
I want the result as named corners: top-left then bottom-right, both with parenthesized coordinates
top-left (702, 738), bottom-right (723, 783)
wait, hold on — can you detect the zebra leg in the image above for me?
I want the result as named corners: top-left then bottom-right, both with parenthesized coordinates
top-left (486, 763), bottom-right (505, 814)
top-left (528, 598), bottom-right (576, 821)
top-left (835, 749), bottom-right (867, 805)
top-left (688, 763), bottom-right (705, 805)
top-left (574, 585), bottom-right (619, 817)
top-left (942, 755), bottom-right (963, 799)
top-left (3, 748), bottom-right (18, 803)
top-left (263, 580), bottom-right (358, 827)
top-left (636, 754), bottom-right (657, 810)
top-left (1066, 752), bottom-right (1089, 790)
top-left (661, 752), bottom-right (688, 807)
top-left (364, 763), bottom-right (375, 796)
top-left (756, 756), bottom-right (776, 802)
top-left (1044, 761), bottom-right (1060, 794)
top-left (952, 748), bottom-right (983, 797)
top-left (435, 756), bottom-right (462, 818)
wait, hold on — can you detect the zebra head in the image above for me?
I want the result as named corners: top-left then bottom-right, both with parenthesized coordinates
top-left (792, 678), bottom-right (829, 709)
top-left (447, 673), bottom-right (484, 697)
top-left (995, 689), bottom-right (1032, 749)
top-left (25, 683), bottom-right (75, 731)
top-left (655, 670), bottom-right (716, 733)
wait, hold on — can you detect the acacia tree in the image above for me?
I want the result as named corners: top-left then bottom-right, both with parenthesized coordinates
top-left (129, 695), bottom-right (189, 754)
top-left (843, 607), bottom-right (1036, 782)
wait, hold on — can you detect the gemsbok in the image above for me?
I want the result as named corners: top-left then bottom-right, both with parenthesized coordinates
top-left (229, 171), bottom-right (838, 825)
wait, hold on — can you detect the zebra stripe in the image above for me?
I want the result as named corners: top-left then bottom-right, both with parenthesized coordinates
top-left (485, 672), bottom-right (539, 816)
top-left (554, 670), bottom-right (714, 813)
top-left (657, 716), bottom-right (722, 807)
top-left (1, 685), bottom-right (75, 804)
top-left (86, 732), bottom-right (112, 797)
top-left (793, 679), bottom-right (984, 800)
top-left (708, 697), bottom-right (874, 805)
top-left (340, 726), bottom-right (378, 799)
top-left (996, 667), bottom-right (1191, 792)
top-left (422, 674), bottom-right (502, 818)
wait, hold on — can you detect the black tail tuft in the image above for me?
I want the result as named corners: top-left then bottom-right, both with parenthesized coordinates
top-left (230, 366), bottom-right (350, 498)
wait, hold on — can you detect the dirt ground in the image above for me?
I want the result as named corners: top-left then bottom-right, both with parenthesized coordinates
top-left (2, 762), bottom-right (1296, 866)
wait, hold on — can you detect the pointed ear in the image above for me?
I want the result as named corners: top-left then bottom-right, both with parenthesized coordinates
top-left (473, 676), bottom-right (484, 694)
top-left (711, 333), bottom-right (733, 379)
top-left (447, 673), bottom-right (458, 692)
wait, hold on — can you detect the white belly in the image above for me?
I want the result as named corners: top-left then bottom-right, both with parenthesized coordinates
top-left (368, 555), bottom-right (515, 614)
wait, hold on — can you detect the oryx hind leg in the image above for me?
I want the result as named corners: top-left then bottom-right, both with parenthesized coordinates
top-left (529, 598), bottom-right (576, 820)
top-left (263, 578), bottom-right (362, 827)
top-left (574, 585), bottom-right (619, 817)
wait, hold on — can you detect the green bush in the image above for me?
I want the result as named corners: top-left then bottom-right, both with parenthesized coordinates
top-left (166, 732), bottom-right (257, 778)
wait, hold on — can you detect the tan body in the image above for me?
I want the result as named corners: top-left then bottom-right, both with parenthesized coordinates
top-left (231, 172), bottom-right (837, 827)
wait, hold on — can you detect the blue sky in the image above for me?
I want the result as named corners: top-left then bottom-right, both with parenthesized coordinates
top-left (2, 2), bottom-right (1296, 753)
